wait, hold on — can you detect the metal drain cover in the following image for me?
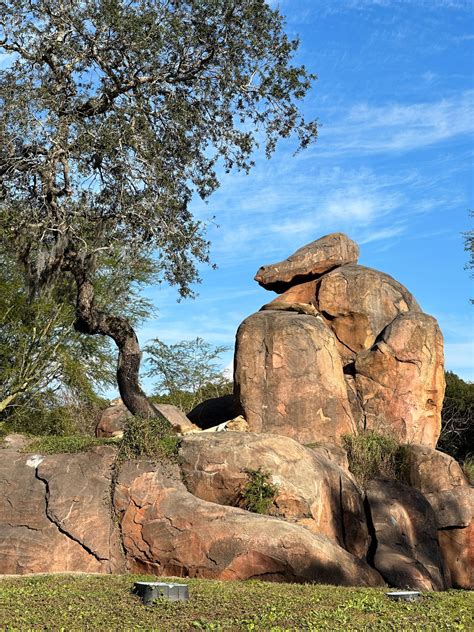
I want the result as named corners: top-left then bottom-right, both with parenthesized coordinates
top-left (386, 591), bottom-right (422, 602)
top-left (133, 582), bottom-right (189, 604)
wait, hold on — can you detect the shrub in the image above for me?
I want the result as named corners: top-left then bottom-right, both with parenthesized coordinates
top-left (462, 455), bottom-right (474, 485)
top-left (239, 468), bottom-right (279, 515)
top-left (118, 415), bottom-right (180, 463)
top-left (343, 430), bottom-right (408, 488)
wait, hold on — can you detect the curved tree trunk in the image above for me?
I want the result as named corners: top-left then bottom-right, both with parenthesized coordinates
top-left (72, 267), bottom-right (170, 425)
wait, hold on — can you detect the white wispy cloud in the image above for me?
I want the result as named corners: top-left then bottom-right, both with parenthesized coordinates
top-left (319, 91), bottom-right (474, 156)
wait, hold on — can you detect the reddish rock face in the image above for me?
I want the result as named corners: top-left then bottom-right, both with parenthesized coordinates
top-left (355, 312), bottom-right (445, 447)
top-left (115, 460), bottom-right (383, 586)
top-left (404, 444), bottom-right (469, 493)
top-left (96, 399), bottom-right (198, 437)
top-left (263, 279), bottom-right (319, 309)
top-left (96, 399), bottom-right (132, 437)
top-left (438, 524), bottom-right (474, 589)
top-left (0, 445), bottom-right (124, 574)
top-left (255, 233), bottom-right (359, 293)
top-left (403, 444), bottom-right (473, 589)
top-left (316, 264), bottom-right (420, 362)
top-left (366, 479), bottom-right (449, 591)
top-left (179, 432), bottom-right (369, 558)
top-left (234, 311), bottom-right (356, 446)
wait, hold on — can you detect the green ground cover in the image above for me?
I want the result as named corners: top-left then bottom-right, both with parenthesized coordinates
top-left (0, 574), bottom-right (472, 631)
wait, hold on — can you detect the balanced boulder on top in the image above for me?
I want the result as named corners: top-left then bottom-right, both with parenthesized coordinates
top-left (254, 232), bottom-right (359, 292)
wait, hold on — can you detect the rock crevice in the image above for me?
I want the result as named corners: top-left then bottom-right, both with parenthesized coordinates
top-left (34, 467), bottom-right (107, 563)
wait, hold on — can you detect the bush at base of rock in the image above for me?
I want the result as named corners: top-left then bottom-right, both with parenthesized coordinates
top-left (342, 430), bottom-right (408, 488)
top-left (117, 415), bottom-right (180, 463)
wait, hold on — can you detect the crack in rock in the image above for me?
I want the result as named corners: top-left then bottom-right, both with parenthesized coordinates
top-left (34, 466), bottom-right (107, 563)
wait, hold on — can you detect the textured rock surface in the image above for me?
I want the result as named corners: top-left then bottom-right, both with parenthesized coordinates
top-left (114, 460), bottom-right (382, 585)
top-left (154, 403), bottom-right (200, 433)
top-left (234, 311), bottom-right (356, 445)
top-left (262, 279), bottom-right (319, 310)
top-left (438, 524), bottom-right (474, 589)
top-left (366, 479), bottom-right (449, 591)
top-left (0, 444), bottom-right (124, 574)
top-left (355, 313), bottom-right (445, 447)
top-left (96, 398), bottom-right (132, 437)
top-left (187, 394), bottom-right (242, 430)
top-left (403, 444), bottom-right (474, 588)
top-left (96, 399), bottom-right (198, 437)
top-left (316, 264), bottom-right (420, 362)
top-left (179, 432), bottom-right (368, 558)
top-left (308, 442), bottom-right (352, 477)
top-left (255, 233), bottom-right (359, 293)
top-left (404, 444), bottom-right (469, 493)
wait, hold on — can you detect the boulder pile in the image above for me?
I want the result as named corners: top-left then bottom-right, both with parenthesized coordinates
top-left (0, 233), bottom-right (472, 591)
top-left (235, 232), bottom-right (445, 448)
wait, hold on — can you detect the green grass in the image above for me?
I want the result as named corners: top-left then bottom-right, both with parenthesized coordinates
top-left (24, 435), bottom-right (120, 454)
top-left (0, 574), bottom-right (472, 631)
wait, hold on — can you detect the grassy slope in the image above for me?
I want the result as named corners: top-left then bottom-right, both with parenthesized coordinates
top-left (1, 574), bottom-right (472, 631)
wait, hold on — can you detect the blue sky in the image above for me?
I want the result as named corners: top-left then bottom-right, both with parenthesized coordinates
top-left (138, 0), bottom-right (474, 392)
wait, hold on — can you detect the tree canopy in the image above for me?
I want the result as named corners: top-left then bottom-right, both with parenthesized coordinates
top-left (0, 0), bottom-right (317, 419)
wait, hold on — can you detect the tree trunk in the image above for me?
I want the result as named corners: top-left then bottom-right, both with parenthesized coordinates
top-left (72, 267), bottom-right (170, 424)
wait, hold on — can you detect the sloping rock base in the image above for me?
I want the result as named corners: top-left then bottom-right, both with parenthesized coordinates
top-left (1, 436), bottom-right (472, 590)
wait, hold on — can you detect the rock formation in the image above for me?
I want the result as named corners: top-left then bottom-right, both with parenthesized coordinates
top-left (235, 232), bottom-right (445, 449)
top-left (1, 232), bottom-right (471, 591)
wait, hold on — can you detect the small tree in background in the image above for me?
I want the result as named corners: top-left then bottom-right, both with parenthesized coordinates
top-left (146, 337), bottom-right (231, 412)
top-left (439, 371), bottom-right (474, 463)
top-left (0, 0), bottom-right (317, 422)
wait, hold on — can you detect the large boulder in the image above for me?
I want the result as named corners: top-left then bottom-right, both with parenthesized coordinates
top-left (316, 264), bottom-right (420, 362)
top-left (404, 444), bottom-right (469, 493)
top-left (234, 311), bottom-right (356, 446)
top-left (438, 524), bottom-right (474, 590)
top-left (96, 398), bottom-right (132, 437)
top-left (403, 445), bottom-right (474, 589)
top-left (114, 460), bottom-right (383, 586)
top-left (0, 444), bottom-right (124, 574)
top-left (96, 399), bottom-right (198, 437)
top-left (366, 479), bottom-right (449, 591)
top-left (255, 233), bottom-right (359, 293)
top-left (179, 432), bottom-right (369, 558)
top-left (355, 312), bottom-right (445, 447)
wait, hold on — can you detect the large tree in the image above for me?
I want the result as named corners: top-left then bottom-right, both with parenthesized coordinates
top-left (0, 0), bottom-right (317, 419)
